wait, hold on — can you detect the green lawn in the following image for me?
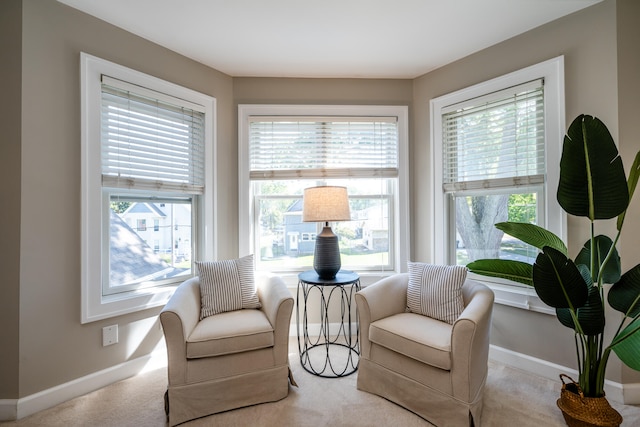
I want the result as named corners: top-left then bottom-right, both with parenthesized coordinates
top-left (258, 251), bottom-right (388, 269)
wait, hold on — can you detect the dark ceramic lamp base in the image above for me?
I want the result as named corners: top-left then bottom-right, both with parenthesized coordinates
top-left (313, 226), bottom-right (341, 279)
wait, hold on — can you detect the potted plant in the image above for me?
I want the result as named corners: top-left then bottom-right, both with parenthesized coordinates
top-left (467, 114), bottom-right (640, 426)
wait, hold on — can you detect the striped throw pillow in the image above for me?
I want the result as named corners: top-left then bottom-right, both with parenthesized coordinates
top-left (196, 255), bottom-right (261, 319)
top-left (407, 262), bottom-right (467, 324)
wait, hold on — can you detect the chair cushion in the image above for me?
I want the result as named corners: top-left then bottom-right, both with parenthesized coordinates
top-left (407, 262), bottom-right (466, 324)
top-left (196, 255), bottom-right (261, 319)
top-left (186, 309), bottom-right (274, 359)
top-left (369, 312), bottom-right (452, 370)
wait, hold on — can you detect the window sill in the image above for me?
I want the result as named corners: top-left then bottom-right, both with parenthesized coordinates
top-left (279, 270), bottom-right (553, 315)
top-left (470, 274), bottom-right (554, 315)
top-left (81, 283), bottom-right (179, 324)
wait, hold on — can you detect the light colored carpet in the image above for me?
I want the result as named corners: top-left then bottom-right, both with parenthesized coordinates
top-left (2, 339), bottom-right (639, 427)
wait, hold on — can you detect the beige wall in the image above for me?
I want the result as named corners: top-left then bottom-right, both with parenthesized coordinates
top-left (234, 77), bottom-right (413, 106)
top-left (616, 0), bottom-right (640, 384)
top-left (0, 0), bottom-right (23, 398)
top-left (413, 0), bottom-right (637, 384)
top-left (3, 0), bottom-right (638, 406)
top-left (11, 0), bottom-right (234, 398)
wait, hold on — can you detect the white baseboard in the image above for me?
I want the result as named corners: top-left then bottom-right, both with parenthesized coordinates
top-left (623, 382), bottom-right (640, 405)
top-left (0, 349), bottom-right (167, 421)
top-left (489, 345), bottom-right (640, 405)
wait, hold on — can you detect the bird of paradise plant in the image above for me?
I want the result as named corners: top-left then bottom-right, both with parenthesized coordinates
top-left (468, 114), bottom-right (640, 397)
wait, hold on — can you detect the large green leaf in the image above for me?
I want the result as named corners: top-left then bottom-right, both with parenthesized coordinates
top-left (575, 235), bottom-right (621, 284)
top-left (495, 222), bottom-right (567, 256)
top-left (533, 246), bottom-right (588, 309)
top-left (466, 259), bottom-right (533, 286)
top-left (609, 264), bottom-right (640, 318)
top-left (556, 266), bottom-right (604, 335)
top-left (610, 317), bottom-right (640, 371)
top-left (557, 115), bottom-right (629, 220)
top-left (617, 150), bottom-right (640, 230)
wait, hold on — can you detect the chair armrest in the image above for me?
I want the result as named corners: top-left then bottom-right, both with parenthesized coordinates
top-left (451, 280), bottom-right (494, 401)
top-left (159, 277), bottom-right (201, 385)
top-left (257, 274), bottom-right (294, 363)
top-left (356, 273), bottom-right (408, 359)
top-left (356, 273), bottom-right (408, 322)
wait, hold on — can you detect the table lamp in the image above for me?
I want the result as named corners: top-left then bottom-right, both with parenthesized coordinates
top-left (303, 186), bottom-right (351, 279)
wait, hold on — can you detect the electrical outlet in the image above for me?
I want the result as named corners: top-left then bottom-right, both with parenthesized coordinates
top-left (102, 325), bottom-right (118, 346)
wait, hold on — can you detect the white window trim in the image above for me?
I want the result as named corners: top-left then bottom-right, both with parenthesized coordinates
top-left (80, 53), bottom-right (216, 323)
top-left (430, 56), bottom-right (566, 314)
top-left (238, 104), bottom-right (410, 282)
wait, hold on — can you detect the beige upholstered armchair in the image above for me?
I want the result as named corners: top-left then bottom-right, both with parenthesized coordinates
top-left (160, 273), bottom-right (294, 426)
top-left (355, 272), bottom-right (494, 426)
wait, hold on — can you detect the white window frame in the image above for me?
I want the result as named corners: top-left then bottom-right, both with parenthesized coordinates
top-left (431, 56), bottom-right (566, 314)
top-left (80, 53), bottom-right (216, 323)
top-left (238, 104), bottom-right (410, 281)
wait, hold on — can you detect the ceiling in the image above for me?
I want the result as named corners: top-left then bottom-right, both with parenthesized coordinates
top-left (58, 0), bottom-right (601, 79)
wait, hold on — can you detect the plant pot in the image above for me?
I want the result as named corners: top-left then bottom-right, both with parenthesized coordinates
top-left (556, 374), bottom-right (622, 427)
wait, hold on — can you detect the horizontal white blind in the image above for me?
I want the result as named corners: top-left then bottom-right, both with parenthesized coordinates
top-left (249, 117), bottom-right (398, 180)
top-left (442, 80), bottom-right (544, 192)
top-left (101, 76), bottom-right (206, 194)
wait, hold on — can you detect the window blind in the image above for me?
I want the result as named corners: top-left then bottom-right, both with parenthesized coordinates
top-left (442, 79), bottom-right (544, 192)
top-left (248, 117), bottom-right (398, 180)
top-left (101, 76), bottom-right (206, 194)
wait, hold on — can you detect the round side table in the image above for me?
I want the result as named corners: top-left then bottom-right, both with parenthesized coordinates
top-left (296, 270), bottom-right (360, 377)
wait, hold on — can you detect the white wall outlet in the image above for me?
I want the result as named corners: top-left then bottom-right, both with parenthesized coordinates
top-left (102, 325), bottom-right (118, 346)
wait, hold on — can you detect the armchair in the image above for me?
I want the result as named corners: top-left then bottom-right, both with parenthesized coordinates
top-left (160, 274), bottom-right (294, 426)
top-left (355, 273), bottom-right (494, 426)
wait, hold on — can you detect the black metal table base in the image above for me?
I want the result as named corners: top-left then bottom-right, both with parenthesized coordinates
top-left (297, 270), bottom-right (360, 378)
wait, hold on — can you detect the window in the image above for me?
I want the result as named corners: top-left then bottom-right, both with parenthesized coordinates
top-left (301, 233), bottom-right (316, 242)
top-left (239, 105), bottom-right (409, 277)
top-left (444, 79), bottom-right (545, 265)
top-left (81, 53), bottom-right (215, 323)
top-left (431, 57), bottom-right (566, 310)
